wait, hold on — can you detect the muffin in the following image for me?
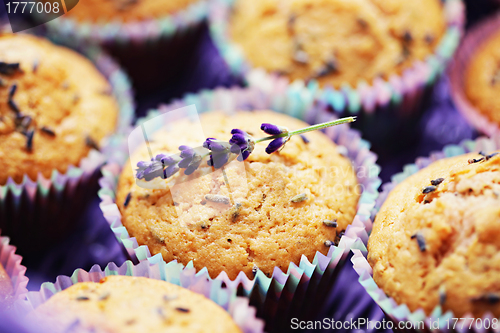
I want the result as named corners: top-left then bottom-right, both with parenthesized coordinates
top-left (61, 0), bottom-right (201, 23)
top-left (368, 150), bottom-right (500, 317)
top-left (0, 262), bottom-right (14, 309)
top-left (464, 30), bottom-right (500, 127)
top-left (41, 0), bottom-right (209, 96)
top-left (29, 275), bottom-right (242, 333)
top-left (0, 33), bottom-right (118, 185)
top-left (229, 0), bottom-right (446, 88)
top-left (454, 17), bottom-right (500, 134)
top-left (116, 110), bottom-right (360, 280)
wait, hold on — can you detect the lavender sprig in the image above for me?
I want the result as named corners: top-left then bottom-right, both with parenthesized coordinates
top-left (135, 116), bottom-right (356, 181)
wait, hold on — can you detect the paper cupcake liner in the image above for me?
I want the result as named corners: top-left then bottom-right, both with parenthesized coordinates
top-left (98, 86), bottom-right (381, 332)
top-left (209, 0), bottom-right (464, 117)
top-left (352, 135), bottom-right (500, 333)
top-left (0, 232), bottom-right (29, 309)
top-left (40, 1), bottom-right (209, 96)
top-left (41, 0), bottom-right (209, 46)
top-left (0, 46), bottom-right (135, 255)
top-left (449, 13), bottom-right (500, 137)
top-left (14, 258), bottom-right (264, 333)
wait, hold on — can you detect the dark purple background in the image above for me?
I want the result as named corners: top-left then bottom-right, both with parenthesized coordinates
top-left (1, 1), bottom-right (499, 332)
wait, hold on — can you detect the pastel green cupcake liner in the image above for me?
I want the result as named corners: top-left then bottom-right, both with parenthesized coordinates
top-left (98, 86), bottom-right (381, 331)
top-left (209, 0), bottom-right (465, 117)
top-left (352, 135), bottom-right (500, 332)
top-left (0, 232), bottom-right (29, 310)
top-left (0, 46), bottom-right (134, 254)
top-left (42, 0), bottom-right (209, 47)
top-left (15, 258), bottom-right (264, 333)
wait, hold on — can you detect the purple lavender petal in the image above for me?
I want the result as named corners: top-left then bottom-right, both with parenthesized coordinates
top-left (265, 137), bottom-right (286, 154)
top-left (230, 144), bottom-right (242, 155)
top-left (137, 160), bottom-right (152, 168)
top-left (155, 153), bottom-right (168, 161)
top-left (212, 151), bottom-right (230, 169)
top-left (229, 133), bottom-right (247, 146)
top-left (178, 157), bottom-right (192, 168)
top-left (143, 161), bottom-right (164, 181)
top-left (184, 158), bottom-right (202, 175)
top-left (161, 155), bottom-right (179, 166)
top-left (203, 138), bottom-right (217, 149)
top-left (260, 123), bottom-right (283, 135)
top-left (164, 164), bottom-right (180, 178)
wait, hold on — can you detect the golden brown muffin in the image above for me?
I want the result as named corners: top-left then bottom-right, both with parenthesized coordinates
top-left (369, 151), bottom-right (500, 317)
top-left (116, 111), bottom-right (360, 279)
top-left (0, 34), bottom-right (118, 185)
top-left (230, 0), bottom-right (446, 88)
top-left (464, 29), bottom-right (500, 128)
top-left (63, 0), bottom-right (201, 23)
top-left (29, 275), bottom-right (242, 333)
top-left (0, 262), bottom-right (14, 309)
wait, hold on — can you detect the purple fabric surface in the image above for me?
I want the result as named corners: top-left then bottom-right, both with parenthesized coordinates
top-left (3, 3), bottom-right (499, 333)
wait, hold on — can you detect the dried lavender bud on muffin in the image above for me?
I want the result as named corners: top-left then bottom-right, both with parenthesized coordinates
top-left (117, 111), bottom-right (360, 279)
top-left (369, 151), bottom-right (500, 317)
top-left (230, 0), bottom-right (446, 88)
top-left (464, 29), bottom-right (500, 128)
top-left (60, 0), bottom-right (201, 23)
top-left (0, 262), bottom-right (14, 309)
top-left (29, 275), bottom-right (242, 333)
top-left (0, 34), bottom-right (118, 185)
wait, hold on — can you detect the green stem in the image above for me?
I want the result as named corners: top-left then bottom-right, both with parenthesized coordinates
top-left (255, 116), bottom-right (356, 143)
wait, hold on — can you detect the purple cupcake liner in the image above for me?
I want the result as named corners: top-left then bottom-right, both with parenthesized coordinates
top-left (98, 86), bottom-right (381, 332)
top-left (449, 13), bottom-right (500, 137)
top-left (0, 45), bottom-right (134, 254)
top-left (352, 134), bottom-right (500, 333)
top-left (15, 258), bottom-right (264, 333)
top-left (209, 0), bottom-right (465, 118)
top-left (0, 232), bottom-right (29, 310)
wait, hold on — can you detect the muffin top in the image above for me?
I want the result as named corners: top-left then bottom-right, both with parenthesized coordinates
top-left (369, 151), bottom-right (500, 317)
top-left (64, 0), bottom-right (201, 23)
top-left (464, 29), bottom-right (500, 127)
top-left (117, 111), bottom-right (360, 279)
top-left (0, 34), bottom-right (118, 185)
top-left (0, 262), bottom-right (13, 309)
top-left (230, 0), bottom-right (446, 88)
top-left (29, 275), bottom-right (242, 333)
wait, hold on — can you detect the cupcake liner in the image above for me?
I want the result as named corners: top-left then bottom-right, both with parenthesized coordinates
top-left (209, 0), bottom-right (464, 117)
top-left (0, 46), bottom-right (135, 255)
top-left (15, 258), bottom-right (264, 333)
top-left (0, 232), bottom-right (29, 308)
top-left (352, 135), bottom-right (500, 333)
top-left (40, 1), bottom-right (210, 94)
top-left (98, 86), bottom-right (381, 332)
top-left (42, 0), bottom-right (209, 46)
top-left (449, 13), bottom-right (500, 137)
top-left (209, 0), bottom-right (465, 157)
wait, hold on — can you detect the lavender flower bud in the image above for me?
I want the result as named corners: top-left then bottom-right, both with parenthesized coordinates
top-left (229, 129), bottom-right (255, 161)
top-left (161, 155), bottom-right (180, 166)
top-left (143, 161), bottom-right (164, 181)
top-left (184, 155), bottom-right (202, 176)
top-left (155, 153), bottom-right (168, 162)
top-left (260, 123), bottom-right (288, 135)
top-left (265, 137), bottom-right (287, 154)
top-left (164, 164), bottom-right (180, 178)
top-left (209, 151), bottom-right (230, 169)
top-left (204, 138), bottom-right (229, 153)
top-left (179, 145), bottom-right (195, 159)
